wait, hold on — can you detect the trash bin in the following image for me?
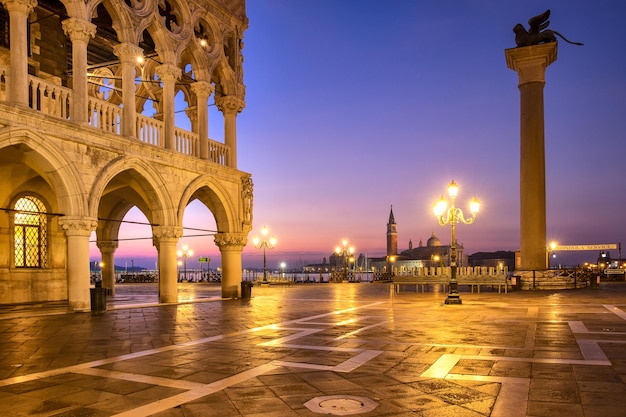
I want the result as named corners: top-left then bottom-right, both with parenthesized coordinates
top-left (241, 281), bottom-right (253, 299)
top-left (90, 287), bottom-right (107, 313)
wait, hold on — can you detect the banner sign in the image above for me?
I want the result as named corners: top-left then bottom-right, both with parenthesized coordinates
top-left (554, 244), bottom-right (617, 251)
top-left (198, 257), bottom-right (210, 262)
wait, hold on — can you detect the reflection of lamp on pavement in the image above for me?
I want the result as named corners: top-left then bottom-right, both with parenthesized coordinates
top-left (177, 244), bottom-right (193, 282)
top-left (434, 180), bottom-right (480, 305)
top-left (386, 255), bottom-right (396, 278)
top-left (253, 226), bottom-right (276, 283)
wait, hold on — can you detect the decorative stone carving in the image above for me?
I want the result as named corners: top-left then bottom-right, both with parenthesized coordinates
top-left (155, 64), bottom-right (182, 81)
top-left (215, 95), bottom-right (245, 115)
top-left (96, 240), bottom-right (119, 253)
top-left (152, 226), bottom-right (183, 240)
top-left (58, 217), bottom-right (99, 236)
top-left (113, 42), bottom-right (144, 63)
top-left (241, 175), bottom-right (253, 228)
top-left (1, 0), bottom-right (37, 15)
top-left (61, 18), bottom-right (97, 42)
top-left (191, 81), bottom-right (215, 98)
top-left (214, 232), bottom-right (247, 249)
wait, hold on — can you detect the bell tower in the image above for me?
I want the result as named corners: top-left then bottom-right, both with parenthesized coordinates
top-left (387, 206), bottom-right (397, 256)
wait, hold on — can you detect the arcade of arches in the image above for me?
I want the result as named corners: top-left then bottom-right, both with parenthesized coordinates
top-left (0, 0), bottom-right (252, 310)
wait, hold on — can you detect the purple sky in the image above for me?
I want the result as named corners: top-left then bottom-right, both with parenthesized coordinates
top-left (92, 1), bottom-right (626, 270)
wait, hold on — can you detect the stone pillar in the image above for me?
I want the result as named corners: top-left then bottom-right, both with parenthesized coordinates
top-left (214, 233), bottom-right (247, 298)
top-left (2, 0), bottom-right (36, 105)
top-left (155, 64), bottom-right (181, 151)
top-left (114, 43), bottom-right (143, 138)
top-left (58, 216), bottom-right (98, 312)
top-left (62, 18), bottom-right (96, 124)
top-left (506, 43), bottom-right (557, 271)
top-left (191, 81), bottom-right (214, 160)
top-left (97, 240), bottom-right (118, 296)
top-left (216, 96), bottom-right (245, 168)
top-left (153, 226), bottom-right (182, 303)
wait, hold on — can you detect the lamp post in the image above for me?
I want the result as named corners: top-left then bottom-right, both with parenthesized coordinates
top-left (335, 239), bottom-right (355, 281)
top-left (434, 180), bottom-right (480, 305)
top-left (549, 241), bottom-right (557, 269)
top-left (177, 244), bottom-right (193, 282)
top-left (253, 226), bottom-right (276, 283)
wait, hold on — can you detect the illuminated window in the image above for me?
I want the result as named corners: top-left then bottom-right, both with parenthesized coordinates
top-left (14, 196), bottom-right (48, 268)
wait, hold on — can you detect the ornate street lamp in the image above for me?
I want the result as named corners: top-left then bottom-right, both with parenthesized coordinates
top-left (434, 180), bottom-right (480, 305)
top-left (335, 239), bottom-right (355, 281)
top-left (253, 226), bottom-right (276, 283)
top-left (177, 244), bottom-right (193, 282)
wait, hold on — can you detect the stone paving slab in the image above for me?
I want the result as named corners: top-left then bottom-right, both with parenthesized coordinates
top-left (1, 283), bottom-right (626, 416)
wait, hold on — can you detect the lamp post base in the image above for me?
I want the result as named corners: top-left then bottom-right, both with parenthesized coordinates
top-left (444, 293), bottom-right (462, 305)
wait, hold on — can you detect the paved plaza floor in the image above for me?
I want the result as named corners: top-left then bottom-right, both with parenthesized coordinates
top-left (1, 282), bottom-right (626, 416)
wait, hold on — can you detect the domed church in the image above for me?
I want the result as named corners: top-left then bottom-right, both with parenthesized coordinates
top-left (369, 206), bottom-right (468, 276)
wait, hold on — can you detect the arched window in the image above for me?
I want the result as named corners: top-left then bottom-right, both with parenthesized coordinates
top-left (14, 196), bottom-right (48, 268)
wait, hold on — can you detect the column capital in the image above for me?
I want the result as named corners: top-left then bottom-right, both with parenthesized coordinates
top-left (152, 226), bottom-right (183, 241)
top-left (58, 216), bottom-right (98, 237)
top-left (185, 106), bottom-right (197, 121)
top-left (113, 42), bottom-right (144, 64)
top-left (216, 95), bottom-right (245, 115)
top-left (62, 18), bottom-right (97, 42)
top-left (214, 233), bottom-right (247, 250)
top-left (1, 0), bottom-right (36, 15)
top-left (505, 43), bottom-right (557, 85)
top-left (191, 81), bottom-right (215, 99)
top-left (96, 240), bottom-right (119, 253)
top-left (155, 64), bottom-right (182, 82)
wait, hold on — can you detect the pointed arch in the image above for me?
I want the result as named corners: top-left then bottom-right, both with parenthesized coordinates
top-left (88, 155), bottom-right (176, 226)
top-left (0, 127), bottom-right (87, 216)
top-left (178, 175), bottom-right (239, 236)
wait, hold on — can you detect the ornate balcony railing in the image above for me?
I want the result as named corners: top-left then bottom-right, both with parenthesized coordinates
top-left (0, 66), bottom-right (229, 166)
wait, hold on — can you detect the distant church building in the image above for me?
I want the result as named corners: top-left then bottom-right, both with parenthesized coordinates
top-left (369, 206), bottom-right (467, 276)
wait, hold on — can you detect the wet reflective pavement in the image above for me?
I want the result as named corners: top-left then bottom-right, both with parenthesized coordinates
top-left (1, 283), bottom-right (626, 416)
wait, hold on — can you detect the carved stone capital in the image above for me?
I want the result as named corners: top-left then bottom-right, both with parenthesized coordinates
top-left (113, 43), bottom-right (144, 64)
top-left (155, 64), bottom-right (182, 82)
top-left (216, 95), bottom-right (245, 115)
top-left (1, 0), bottom-right (37, 15)
top-left (185, 106), bottom-right (197, 120)
top-left (214, 233), bottom-right (247, 250)
top-left (58, 216), bottom-right (99, 237)
top-left (62, 18), bottom-right (97, 42)
top-left (191, 81), bottom-right (215, 99)
top-left (96, 240), bottom-right (119, 253)
top-left (152, 226), bottom-right (183, 241)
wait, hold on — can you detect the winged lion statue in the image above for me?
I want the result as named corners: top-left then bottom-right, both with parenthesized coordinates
top-left (513, 9), bottom-right (583, 47)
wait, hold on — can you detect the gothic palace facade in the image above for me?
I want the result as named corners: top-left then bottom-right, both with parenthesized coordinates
top-left (0, 0), bottom-right (252, 310)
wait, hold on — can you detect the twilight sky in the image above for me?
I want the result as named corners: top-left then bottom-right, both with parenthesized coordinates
top-left (95, 1), bottom-right (626, 270)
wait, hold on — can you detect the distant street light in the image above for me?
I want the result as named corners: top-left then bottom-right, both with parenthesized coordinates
top-left (549, 241), bottom-right (558, 269)
top-left (434, 180), bottom-right (480, 305)
top-left (253, 226), bottom-right (276, 283)
top-left (335, 239), bottom-right (355, 281)
top-left (177, 244), bottom-right (193, 282)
